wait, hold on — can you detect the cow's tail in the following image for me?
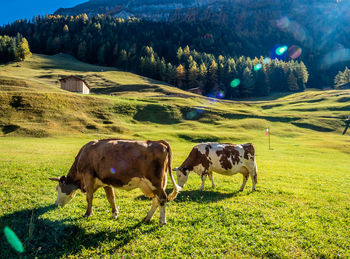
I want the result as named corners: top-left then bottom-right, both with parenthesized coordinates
top-left (160, 140), bottom-right (181, 201)
top-left (253, 160), bottom-right (258, 184)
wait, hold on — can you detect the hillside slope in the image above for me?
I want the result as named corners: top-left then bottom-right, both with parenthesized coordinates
top-left (0, 54), bottom-right (349, 142)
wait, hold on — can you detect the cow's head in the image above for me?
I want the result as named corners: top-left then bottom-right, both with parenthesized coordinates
top-left (172, 167), bottom-right (190, 188)
top-left (49, 176), bottom-right (79, 207)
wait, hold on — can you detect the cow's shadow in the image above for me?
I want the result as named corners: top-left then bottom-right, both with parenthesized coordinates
top-left (0, 204), bottom-right (156, 258)
top-left (136, 189), bottom-right (243, 203)
top-left (174, 189), bottom-right (243, 203)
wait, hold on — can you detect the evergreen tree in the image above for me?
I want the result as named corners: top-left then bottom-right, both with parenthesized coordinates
top-left (198, 62), bottom-right (207, 90)
top-left (63, 24), bottom-right (69, 33)
top-left (254, 69), bottom-right (269, 96)
top-left (167, 62), bottom-right (177, 85)
top-left (287, 70), bottom-right (299, 91)
top-left (16, 36), bottom-right (31, 61)
top-left (240, 67), bottom-right (255, 97)
top-left (176, 64), bottom-right (186, 89)
top-left (188, 59), bottom-right (199, 88)
top-left (334, 67), bottom-right (350, 88)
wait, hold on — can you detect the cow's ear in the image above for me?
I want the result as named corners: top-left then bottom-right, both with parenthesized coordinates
top-left (49, 177), bottom-right (60, 182)
top-left (59, 176), bottom-right (66, 184)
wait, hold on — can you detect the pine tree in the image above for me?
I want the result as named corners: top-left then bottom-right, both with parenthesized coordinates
top-left (16, 37), bottom-right (31, 61)
top-left (166, 63), bottom-right (177, 85)
top-left (158, 58), bottom-right (167, 81)
top-left (63, 24), bottom-right (69, 33)
top-left (183, 45), bottom-right (190, 59)
top-left (254, 69), bottom-right (269, 96)
top-left (334, 67), bottom-right (350, 89)
top-left (240, 67), bottom-right (255, 97)
top-left (287, 71), bottom-right (299, 91)
top-left (176, 47), bottom-right (183, 63)
top-left (176, 64), bottom-right (186, 89)
top-left (198, 62), bottom-right (207, 90)
top-left (188, 59), bottom-right (199, 88)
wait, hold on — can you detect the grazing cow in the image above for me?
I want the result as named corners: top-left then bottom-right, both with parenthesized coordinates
top-left (49, 139), bottom-right (181, 225)
top-left (173, 143), bottom-right (258, 191)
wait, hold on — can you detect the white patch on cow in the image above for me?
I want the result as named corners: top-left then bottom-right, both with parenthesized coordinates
top-left (193, 164), bottom-right (206, 175)
top-left (193, 143), bottom-right (248, 176)
top-left (119, 177), bottom-right (156, 198)
top-left (94, 178), bottom-right (108, 189)
top-left (120, 177), bottom-right (141, 191)
top-left (139, 178), bottom-right (157, 198)
top-left (176, 169), bottom-right (190, 188)
top-left (56, 185), bottom-right (77, 207)
top-left (159, 203), bottom-right (167, 225)
top-left (112, 211), bottom-right (119, 219)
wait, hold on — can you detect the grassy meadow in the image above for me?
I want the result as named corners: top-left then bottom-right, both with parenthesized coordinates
top-left (0, 54), bottom-right (350, 258)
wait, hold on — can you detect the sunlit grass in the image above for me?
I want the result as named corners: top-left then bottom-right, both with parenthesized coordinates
top-left (0, 54), bottom-right (350, 258)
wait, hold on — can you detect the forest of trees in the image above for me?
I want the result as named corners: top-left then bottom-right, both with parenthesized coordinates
top-left (0, 34), bottom-right (31, 63)
top-left (0, 15), bottom-right (310, 98)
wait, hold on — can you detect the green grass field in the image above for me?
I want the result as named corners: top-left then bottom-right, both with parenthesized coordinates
top-left (0, 54), bottom-right (349, 258)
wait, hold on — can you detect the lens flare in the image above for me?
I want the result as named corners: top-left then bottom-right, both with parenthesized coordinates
top-left (216, 91), bottom-right (224, 99)
top-left (110, 168), bottom-right (116, 174)
top-left (276, 46), bottom-right (288, 55)
top-left (276, 16), bottom-right (290, 30)
top-left (254, 64), bottom-right (262, 71)
top-left (4, 227), bottom-right (24, 253)
top-left (320, 48), bottom-right (350, 69)
top-left (270, 44), bottom-right (288, 60)
top-left (230, 79), bottom-right (240, 88)
top-left (263, 57), bottom-right (271, 64)
top-left (288, 45), bottom-right (302, 59)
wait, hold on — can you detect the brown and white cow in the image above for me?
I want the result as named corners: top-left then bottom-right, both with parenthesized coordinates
top-left (173, 142), bottom-right (258, 192)
top-left (49, 139), bottom-right (181, 225)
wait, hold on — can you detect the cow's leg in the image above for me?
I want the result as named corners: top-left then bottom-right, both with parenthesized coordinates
top-left (157, 189), bottom-right (167, 225)
top-left (249, 165), bottom-right (257, 192)
top-left (208, 172), bottom-right (216, 188)
top-left (239, 171), bottom-right (249, 192)
top-left (84, 189), bottom-right (94, 217)
top-left (104, 186), bottom-right (118, 219)
top-left (143, 197), bottom-right (159, 223)
top-left (200, 174), bottom-right (207, 190)
top-left (83, 174), bottom-right (96, 217)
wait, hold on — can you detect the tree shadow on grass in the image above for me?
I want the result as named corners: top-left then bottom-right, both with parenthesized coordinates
top-left (135, 189), bottom-right (242, 203)
top-left (0, 205), bottom-right (156, 258)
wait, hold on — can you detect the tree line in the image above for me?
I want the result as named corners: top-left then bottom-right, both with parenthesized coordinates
top-left (0, 15), bottom-right (309, 98)
top-left (0, 33), bottom-right (31, 63)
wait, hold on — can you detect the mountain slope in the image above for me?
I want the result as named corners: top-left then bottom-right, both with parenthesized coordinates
top-left (1, 54), bottom-right (349, 139)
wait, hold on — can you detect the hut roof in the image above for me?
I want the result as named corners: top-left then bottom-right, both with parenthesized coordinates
top-left (59, 76), bottom-right (90, 89)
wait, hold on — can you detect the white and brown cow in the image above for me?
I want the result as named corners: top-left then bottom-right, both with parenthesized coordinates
top-left (173, 142), bottom-right (258, 192)
top-left (49, 139), bottom-right (181, 225)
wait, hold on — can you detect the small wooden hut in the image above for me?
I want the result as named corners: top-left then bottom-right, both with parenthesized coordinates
top-left (187, 87), bottom-right (202, 95)
top-left (59, 76), bottom-right (90, 94)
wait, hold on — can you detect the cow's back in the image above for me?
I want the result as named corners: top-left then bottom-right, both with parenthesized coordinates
top-left (76, 139), bottom-right (168, 188)
top-left (194, 142), bottom-right (255, 175)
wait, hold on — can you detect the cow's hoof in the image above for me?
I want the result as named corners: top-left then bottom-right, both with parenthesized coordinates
top-left (112, 212), bottom-right (119, 219)
top-left (159, 221), bottom-right (167, 225)
top-left (142, 217), bottom-right (151, 223)
top-left (84, 212), bottom-right (93, 217)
